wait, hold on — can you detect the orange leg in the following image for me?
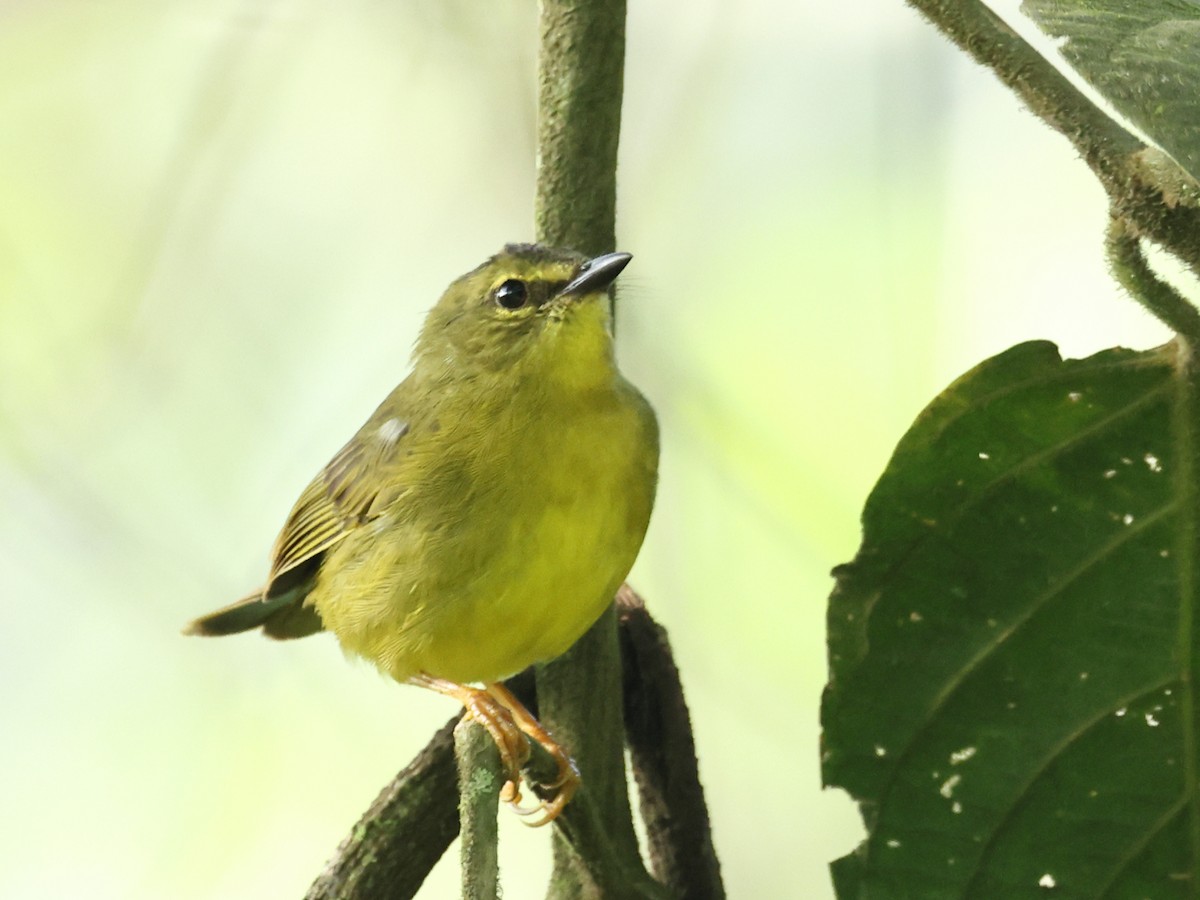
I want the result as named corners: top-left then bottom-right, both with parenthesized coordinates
top-left (410, 673), bottom-right (581, 826)
top-left (486, 681), bottom-right (581, 827)
top-left (409, 674), bottom-right (531, 805)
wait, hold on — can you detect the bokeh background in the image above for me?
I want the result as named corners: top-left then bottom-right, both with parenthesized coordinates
top-left (0, 1), bottom-right (1173, 897)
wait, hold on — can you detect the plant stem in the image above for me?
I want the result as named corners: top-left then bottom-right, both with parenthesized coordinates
top-left (456, 720), bottom-right (503, 900)
top-left (617, 586), bottom-right (726, 899)
top-left (1106, 214), bottom-right (1200, 346)
top-left (533, 0), bottom-right (659, 896)
top-left (907, 0), bottom-right (1200, 279)
top-left (534, 0), bottom-right (626, 259)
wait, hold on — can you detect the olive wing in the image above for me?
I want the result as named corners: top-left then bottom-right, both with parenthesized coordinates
top-left (266, 411), bottom-right (412, 594)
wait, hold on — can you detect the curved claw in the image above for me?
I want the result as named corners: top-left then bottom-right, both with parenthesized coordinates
top-left (518, 790), bottom-right (572, 829)
top-left (508, 794), bottom-right (548, 817)
top-left (512, 756), bottom-right (579, 827)
top-left (543, 755), bottom-right (581, 791)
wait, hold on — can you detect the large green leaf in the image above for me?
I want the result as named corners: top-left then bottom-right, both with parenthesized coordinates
top-left (823, 339), bottom-right (1197, 897)
top-left (1021, 0), bottom-right (1200, 183)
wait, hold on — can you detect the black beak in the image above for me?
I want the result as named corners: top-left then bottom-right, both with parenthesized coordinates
top-left (562, 252), bottom-right (632, 296)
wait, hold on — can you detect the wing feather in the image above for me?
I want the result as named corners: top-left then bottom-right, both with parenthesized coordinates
top-left (266, 410), bottom-right (411, 590)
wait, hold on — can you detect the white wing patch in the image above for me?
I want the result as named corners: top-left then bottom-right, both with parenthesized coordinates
top-left (377, 417), bottom-right (409, 446)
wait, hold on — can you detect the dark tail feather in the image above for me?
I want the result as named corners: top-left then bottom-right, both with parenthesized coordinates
top-left (261, 600), bottom-right (324, 640)
top-left (182, 586), bottom-right (323, 639)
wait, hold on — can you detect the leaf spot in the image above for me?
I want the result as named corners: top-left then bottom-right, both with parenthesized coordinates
top-left (874, 745), bottom-right (888, 758)
top-left (1104, 469), bottom-right (1118, 479)
top-left (1115, 707), bottom-right (1128, 717)
top-left (1145, 712), bottom-right (1160, 727)
top-left (1039, 873), bottom-right (1057, 889)
top-left (949, 746), bottom-right (977, 765)
top-left (1145, 452), bottom-right (1163, 472)
top-left (978, 452), bottom-right (990, 460)
top-left (939, 774), bottom-right (962, 798)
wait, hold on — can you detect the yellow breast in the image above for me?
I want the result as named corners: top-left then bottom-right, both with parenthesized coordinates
top-left (309, 376), bottom-right (658, 685)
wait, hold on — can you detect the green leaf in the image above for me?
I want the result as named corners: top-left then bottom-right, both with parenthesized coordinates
top-left (822, 339), bottom-right (1198, 897)
top-left (1021, 0), bottom-right (1200, 183)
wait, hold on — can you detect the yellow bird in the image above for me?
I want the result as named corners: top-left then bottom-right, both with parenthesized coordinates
top-left (185, 244), bottom-right (659, 823)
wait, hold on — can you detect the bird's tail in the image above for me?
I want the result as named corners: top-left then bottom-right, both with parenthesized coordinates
top-left (182, 586), bottom-right (324, 640)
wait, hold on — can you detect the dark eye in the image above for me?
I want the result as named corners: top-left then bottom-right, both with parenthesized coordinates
top-left (495, 279), bottom-right (528, 310)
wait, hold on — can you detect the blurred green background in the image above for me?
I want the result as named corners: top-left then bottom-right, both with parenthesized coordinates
top-left (0, 1), bottom-right (1172, 897)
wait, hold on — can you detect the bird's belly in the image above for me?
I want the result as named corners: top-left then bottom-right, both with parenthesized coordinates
top-left (312, 426), bottom-right (651, 685)
top-left (421, 491), bottom-right (637, 683)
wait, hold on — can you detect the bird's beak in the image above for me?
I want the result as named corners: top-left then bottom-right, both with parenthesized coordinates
top-left (561, 252), bottom-right (632, 296)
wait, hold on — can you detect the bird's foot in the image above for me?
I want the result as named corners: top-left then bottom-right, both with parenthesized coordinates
top-left (486, 682), bottom-right (581, 826)
top-left (410, 673), bottom-right (581, 826)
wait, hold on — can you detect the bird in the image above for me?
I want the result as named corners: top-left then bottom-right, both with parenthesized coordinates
top-left (184, 243), bottom-right (659, 824)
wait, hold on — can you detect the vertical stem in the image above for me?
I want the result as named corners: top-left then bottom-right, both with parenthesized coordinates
top-left (534, 0), bottom-right (649, 896)
top-left (534, 0), bottom-right (625, 259)
top-left (456, 721), bottom-right (503, 900)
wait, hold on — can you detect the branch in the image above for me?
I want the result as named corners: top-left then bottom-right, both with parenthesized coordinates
top-left (617, 586), bottom-right (726, 900)
top-left (304, 717), bottom-right (459, 900)
top-left (534, 0), bottom-right (625, 258)
top-left (908, 0), bottom-right (1200, 277)
top-left (455, 721), bottom-right (502, 900)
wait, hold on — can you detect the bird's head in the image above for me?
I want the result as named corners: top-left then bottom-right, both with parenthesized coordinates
top-left (413, 244), bottom-right (632, 389)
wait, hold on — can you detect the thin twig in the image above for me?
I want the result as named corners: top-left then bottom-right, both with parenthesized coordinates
top-left (1107, 214), bottom-right (1200, 345)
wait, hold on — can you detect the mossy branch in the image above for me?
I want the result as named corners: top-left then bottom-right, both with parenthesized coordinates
top-left (455, 721), bottom-right (502, 900)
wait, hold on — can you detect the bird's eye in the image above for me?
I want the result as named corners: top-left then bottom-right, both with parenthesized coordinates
top-left (495, 279), bottom-right (528, 310)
